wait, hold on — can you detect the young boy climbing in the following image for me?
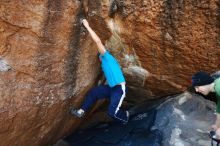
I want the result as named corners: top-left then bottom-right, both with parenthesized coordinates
top-left (70, 19), bottom-right (129, 124)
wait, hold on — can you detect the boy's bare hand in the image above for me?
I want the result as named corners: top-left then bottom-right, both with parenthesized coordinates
top-left (82, 19), bottom-right (89, 28)
top-left (212, 124), bottom-right (218, 131)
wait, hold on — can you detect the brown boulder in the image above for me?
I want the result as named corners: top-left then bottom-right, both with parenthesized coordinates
top-left (0, 0), bottom-right (220, 146)
top-left (0, 0), bottom-right (109, 145)
top-left (101, 0), bottom-right (220, 97)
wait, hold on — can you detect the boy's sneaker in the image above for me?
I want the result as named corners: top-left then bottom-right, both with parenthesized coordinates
top-left (70, 108), bottom-right (85, 118)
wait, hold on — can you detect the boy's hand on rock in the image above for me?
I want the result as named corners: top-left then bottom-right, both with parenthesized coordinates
top-left (82, 19), bottom-right (89, 28)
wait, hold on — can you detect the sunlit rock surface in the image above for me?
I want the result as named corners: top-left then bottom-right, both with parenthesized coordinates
top-left (101, 0), bottom-right (220, 96)
top-left (0, 1), bottom-right (108, 145)
top-left (0, 0), bottom-right (220, 145)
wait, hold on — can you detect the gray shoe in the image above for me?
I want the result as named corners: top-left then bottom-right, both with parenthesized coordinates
top-left (70, 108), bottom-right (84, 118)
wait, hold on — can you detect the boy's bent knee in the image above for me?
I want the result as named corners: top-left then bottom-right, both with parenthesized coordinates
top-left (107, 109), bottom-right (115, 118)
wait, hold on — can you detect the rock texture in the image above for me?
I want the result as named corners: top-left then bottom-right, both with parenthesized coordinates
top-left (0, 0), bottom-right (109, 146)
top-left (101, 0), bottom-right (220, 96)
top-left (0, 0), bottom-right (220, 146)
top-left (154, 92), bottom-right (216, 146)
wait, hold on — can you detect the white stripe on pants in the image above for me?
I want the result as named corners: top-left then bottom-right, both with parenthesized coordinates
top-left (114, 84), bottom-right (127, 122)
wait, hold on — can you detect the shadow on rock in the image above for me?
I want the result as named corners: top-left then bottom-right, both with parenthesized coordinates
top-left (56, 91), bottom-right (216, 146)
top-left (64, 109), bottom-right (161, 146)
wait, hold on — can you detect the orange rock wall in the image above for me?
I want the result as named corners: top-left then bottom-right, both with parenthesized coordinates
top-left (101, 0), bottom-right (220, 96)
top-left (0, 0), bottom-right (219, 146)
top-left (0, 0), bottom-right (106, 146)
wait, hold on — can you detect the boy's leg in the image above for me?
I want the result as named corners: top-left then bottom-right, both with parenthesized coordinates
top-left (108, 84), bottom-right (129, 123)
top-left (71, 85), bottom-right (111, 118)
top-left (81, 85), bottom-right (111, 112)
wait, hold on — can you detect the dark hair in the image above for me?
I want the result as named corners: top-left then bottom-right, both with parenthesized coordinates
top-left (191, 71), bottom-right (214, 86)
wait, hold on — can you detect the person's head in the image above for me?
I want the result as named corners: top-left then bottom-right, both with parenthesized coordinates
top-left (191, 71), bottom-right (214, 95)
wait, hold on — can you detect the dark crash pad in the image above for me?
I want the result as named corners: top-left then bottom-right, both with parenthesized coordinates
top-left (64, 109), bottom-right (162, 146)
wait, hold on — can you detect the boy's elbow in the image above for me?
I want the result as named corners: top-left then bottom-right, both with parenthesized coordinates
top-left (100, 49), bottom-right (106, 55)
